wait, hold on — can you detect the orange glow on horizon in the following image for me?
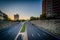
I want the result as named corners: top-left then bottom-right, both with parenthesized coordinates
top-left (8, 15), bottom-right (30, 20)
top-left (8, 15), bottom-right (14, 20)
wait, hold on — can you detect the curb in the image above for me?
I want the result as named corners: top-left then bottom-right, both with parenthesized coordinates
top-left (14, 22), bottom-right (28, 40)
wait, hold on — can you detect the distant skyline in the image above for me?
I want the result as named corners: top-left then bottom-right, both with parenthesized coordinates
top-left (0, 0), bottom-right (42, 20)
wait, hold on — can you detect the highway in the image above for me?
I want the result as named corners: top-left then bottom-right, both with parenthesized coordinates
top-left (26, 22), bottom-right (60, 40)
top-left (0, 22), bottom-right (22, 40)
top-left (0, 22), bottom-right (60, 40)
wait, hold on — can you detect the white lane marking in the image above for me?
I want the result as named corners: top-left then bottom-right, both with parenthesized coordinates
top-left (15, 32), bottom-right (20, 40)
top-left (43, 33), bottom-right (46, 36)
top-left (37, 33), bottom-right (40, 37)
top-left (32, 34), bottom-right (34, 37)
top-left (15, 23), bottom-right (24, 40)
top-left (15, 22), bottom-right (28, 40)
top-left (32, 28), bottom-right (33, 30)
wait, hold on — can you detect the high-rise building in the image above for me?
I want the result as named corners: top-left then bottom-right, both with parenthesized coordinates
top-left (14, 14), bottom-right (19, 21)
top-left (42, 0), bottom-right (60, 19)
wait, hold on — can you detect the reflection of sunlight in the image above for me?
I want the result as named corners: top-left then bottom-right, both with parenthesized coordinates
top-left (15, 32), bottom-right (24, 40)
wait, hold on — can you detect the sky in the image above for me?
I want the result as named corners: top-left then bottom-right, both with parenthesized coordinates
top-left (0, 0), bottom-right (42, 20)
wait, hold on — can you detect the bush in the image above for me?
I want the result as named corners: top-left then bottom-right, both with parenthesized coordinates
top-left (30, 16), bottom-right (39, 20)
top-left (40, 14), bottom-right (46, 20)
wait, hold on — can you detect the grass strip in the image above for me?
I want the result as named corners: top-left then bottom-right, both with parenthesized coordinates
top-left (21, 23), bottom-right (26, 32)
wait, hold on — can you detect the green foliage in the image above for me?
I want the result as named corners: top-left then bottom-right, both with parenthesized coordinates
top-left (40, 14), bottom-right (46, 20)
top-left (21, 23), bottom-right (26, 32)
top-left (30, 16), bottom-right (39, 20)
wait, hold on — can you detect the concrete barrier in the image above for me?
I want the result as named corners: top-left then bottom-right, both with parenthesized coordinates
top-left (31, 20), bottom-right (60, 37)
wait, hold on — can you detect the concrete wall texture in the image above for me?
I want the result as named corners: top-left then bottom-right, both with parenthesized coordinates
top-left (31, 20), bottom-right (60, 37)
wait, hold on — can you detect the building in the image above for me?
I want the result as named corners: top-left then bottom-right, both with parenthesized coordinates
top-left (0, 10), bottom-right (8, 21)
top-left (0, 11), bottom-right (4, 20)
top-left (14, 14), bottom-right (19, 21)
top-left (42, 0), bottom-right (60, 19)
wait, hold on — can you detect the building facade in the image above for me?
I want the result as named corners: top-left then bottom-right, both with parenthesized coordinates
top-left (14, 14), bottom-right (19, 21)
top-left (0, 11), bottom-right (8, 21)
top-left (0, 11), bottom-right (4, 20)
top-left (42, 0), bottom-right (60, 19)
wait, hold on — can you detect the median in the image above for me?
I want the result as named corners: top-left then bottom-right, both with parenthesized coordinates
top-left (20, 23), bottom-right (26, 32)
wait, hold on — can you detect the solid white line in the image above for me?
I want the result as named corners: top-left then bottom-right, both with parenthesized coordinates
top-left (14, 32), bottom-right (20, 40)
top-left (14, 22), bottom-right (28, 40)
top-left (42, 33), bottom-right (46, 36)
top-left (14, 23), bottom-right (24, 40)
top-left (32, 28), bottom-right (33, 30)
top-left (37, 33), bottom-right (40, 37)
top-left (32, 34), bottom-right (34, 37)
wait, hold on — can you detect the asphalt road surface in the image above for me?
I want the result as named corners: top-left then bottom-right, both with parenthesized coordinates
top-left (0, 22), bottom-right (22, 40)
top-left (0, 22), bottom-right (60, 40)
top-left (26, 22), bottom-right (60, 40)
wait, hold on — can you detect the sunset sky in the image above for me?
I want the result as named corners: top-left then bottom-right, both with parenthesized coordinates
top-left (0, 0), bottom-right (42, 20)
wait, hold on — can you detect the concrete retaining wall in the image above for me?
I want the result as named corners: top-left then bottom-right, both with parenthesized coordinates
top-left (31, 20), bottom-right (60, 37)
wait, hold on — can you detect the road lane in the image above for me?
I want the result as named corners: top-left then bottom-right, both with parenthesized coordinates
top-left (26, 22), bottom-right (60, 40)
top-left (0, 22), bottom-right (22, 40)
top-left (0, 21), bottom-right (60, 40)
top-left (16, 22), bottom-right (28, 40)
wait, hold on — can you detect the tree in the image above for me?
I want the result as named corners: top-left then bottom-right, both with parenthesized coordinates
top-left (30, 16), bottom-right (39, 20)
top-left (40, 13), bottom-right (46, 20)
